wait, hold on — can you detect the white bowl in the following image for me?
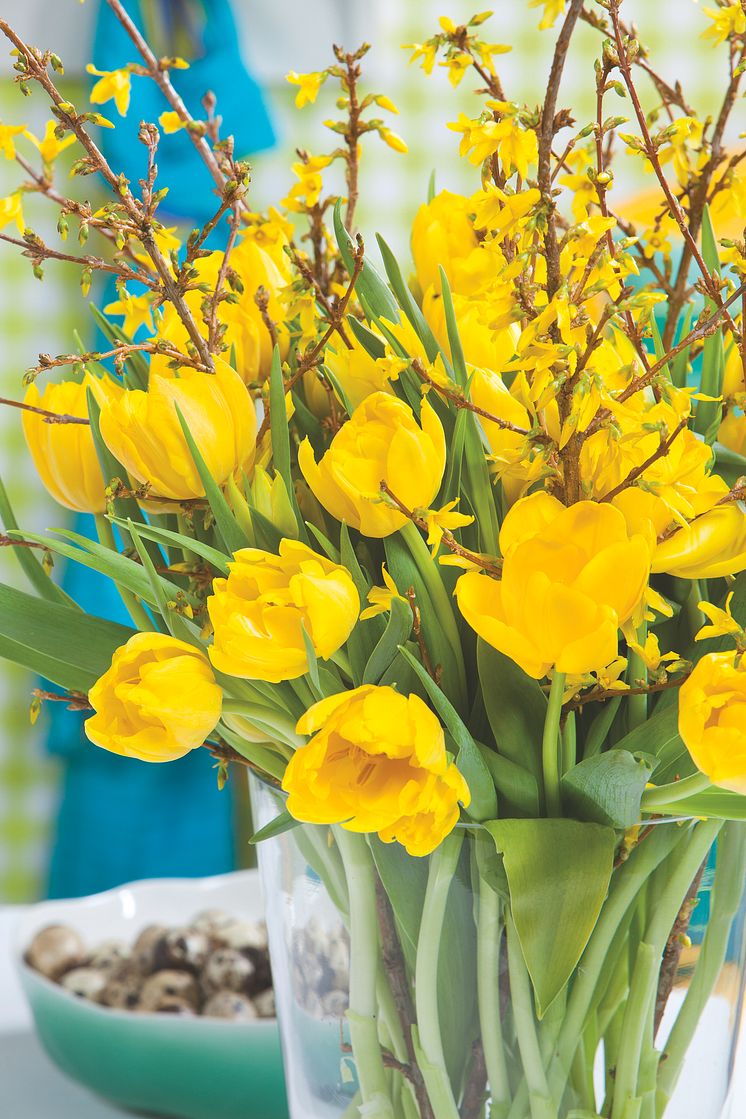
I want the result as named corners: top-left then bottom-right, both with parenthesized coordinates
top-left (13, 869), bottom-right (288, 1119)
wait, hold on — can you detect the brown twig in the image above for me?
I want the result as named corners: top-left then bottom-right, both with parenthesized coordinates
top-left (374, 878), bottom-right (435, 1119)
top-left (411, 358), bottom-right (536, 438)
top-left (654, 861), bottom-right (707, 1034)
top-left (599, 416), bottom-right (688, 503)
top-left (563, 673), bottom-right (692, 712)
top-left (0, 396), bottom-right (89, 424)
top-left (460, 1040), bottom-right (488, 1119)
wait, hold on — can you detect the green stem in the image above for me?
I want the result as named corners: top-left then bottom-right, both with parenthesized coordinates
top-left (414, 831), bottom-right (463, 1119)
top-left (505, 914), bottom-right (555, 1119)
top-left (542, 672), bottom-right (566, 817)
top-left (94, 514), bottom-right (156, 631)
top-left (547, 823), bottom-right (685, 1103)
top-left (561, 709), bottom-right (576, 776)
top-left (641, 772), bottom-right (712, 811)
top-left (334, 828), bottom-right (396, 1119)
top-left (400, 519), bottom-right (467, 703)
top-left (583, 696), bottom-right (622, 759)
top-left (656, 821), bottom-right (746, 1112)
top-left (475, 868), bottom-right (510, 1115)
top-left (610, 819), bottom-right (723, 1119)
top-left (627, 621), bottom-right (648, 731)
top-left (176, 512), bottom-right (198, 564)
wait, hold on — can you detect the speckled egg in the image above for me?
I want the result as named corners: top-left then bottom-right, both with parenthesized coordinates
top-left (26, 924), bottom-right (86, 980)
top-left (220, 919), bottom-right (268, 953)
top-left (60, 967), bottom-right (108, 1002)
top-left (88, 939), bottom-right (130, 972)
top-left (201, 948), bottom-right (257, 995)
top-left (253, 988), bottom-right (276, 1018)
top-left (131, 924), bottom-right (167, 973)
top-left (153, 927), bottom-right (210, 973)
top-left (139, 970), bottom-right (200, 1012)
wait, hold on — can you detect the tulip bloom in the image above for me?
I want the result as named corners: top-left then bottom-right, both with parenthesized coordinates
top-left (298, 392), bottom-right (446, 537)
top-left (651, 504), bottom-right (746, 580)
top-left (207, 540), bottom-right (360, 683)
top-left (85, 633), bottom-right (222, 762)
top-left (679, 651), bottom-right (746, 795)
top-left (282, 685), bottom-right (471, 857)
top-left (456, 493), bottom-right (650, 679)
top-left (99, 357), bottom-right (256, 502)
top-left (22, 373), bottom-right (118, 513)
top-left (411, 190), bottom-right (479, 294)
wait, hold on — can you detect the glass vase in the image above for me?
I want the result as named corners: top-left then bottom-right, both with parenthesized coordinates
top-left (251, 775), bottom-right (746, 1119)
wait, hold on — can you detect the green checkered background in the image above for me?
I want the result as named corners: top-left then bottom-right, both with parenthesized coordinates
top-left (0, 0), bottom-right (733, 900)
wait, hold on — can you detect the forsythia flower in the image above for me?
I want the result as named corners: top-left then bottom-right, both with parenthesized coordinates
top-left (425, 499), bottom-right (474, 556)
top-left (86, 64), bottom-right (132, 116)
top-left (22, 372), bottom-right (120, 513)
top-left (24, 121), bottom-right (76, 164)
top-left (530, 0), bottom-right (566, 29)
top-left (449, 109), bottom-right (537, 178)
top-left (679, 651), bottom-right (746, 794)
top-left (456, 493), bottom-right (650, 679)
top-left (286, 70), bottom-right (325, 107)
top-left (207, 541), bottom-right (359, 683)
top-left (696, 593), bottom-right (745, 645)
top-left (282, 685), bottom-right (471, 857)
top-left (379, 127), bottom-right (408, 153)
top-left (104, 289), bottom-right (154, 336)
top-left (158, 111), bottom-right (186, 134)
top-left (298, 392), bottom-right (446, 538)
top-left (0, 192), bottom-right (24, 233)
top-left (360, 565), bottom-right (407, 620)
top-left (99, 357), bottom-right (256, 501)
top-left (85, 633), bottom-right (222, 762)
top-left (0, 122), bottom-right (26, 160)
top-left (702, 3), bottom-right (746, 45)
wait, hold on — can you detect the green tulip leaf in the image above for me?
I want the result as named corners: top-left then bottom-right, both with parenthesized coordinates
top-left (333, 200), bottom-right (400, 324)
top-left (0, 475), bottom-right (77, 607)
top-left (376, 233), bottom-right (443, 363)
top-left (175, 403), bottom-right (248, 555)
top-left (362, 595), bottom-right (413, 684)
top-left (561, 750), bottom-right (654, 829)
top-left (477, 639), bottom-right (546, 780)
top-left (249, 810), bottom-right (301, 845)
top-left (486, 818), bottom-right (616, 1016)
top-left (0, 580), bottom-right (134, 692)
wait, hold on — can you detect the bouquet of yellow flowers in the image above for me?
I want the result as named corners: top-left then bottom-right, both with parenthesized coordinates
top-left (3, 1), bottom-right (746, 1117)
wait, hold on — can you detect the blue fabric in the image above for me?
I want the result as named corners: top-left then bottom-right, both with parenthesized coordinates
top-left (92, 0), bottom-right (274, 223)
top-left (45, 0), bottom-right (275, 898)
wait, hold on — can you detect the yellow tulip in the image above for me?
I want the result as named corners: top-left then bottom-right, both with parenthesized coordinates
top-left (467, 366), bottom-right (545, 504)
top-left (22, 373), bottom-right (119, 513)
top-left (411, 190), bottom-right (479, 294)
top-left (651, 502), bottom-right (746, 579)
top-left (423, 288), bottom-right (519, 375)
top-left (157, 223), bottom-right (291, 384)
top-left (719, 409), bottom-right (746, 456)
top-left (207, 540), bottom-right (359, 683)
top-left (304, 333), bottom-right (399, 416)
top-left (679, 651), bottom-right (746, 795)
top-left (99, 357), bottom-right (256, 501)
top-left (298, 392), bottom-right (446, 538)
top-left (456, 493), bottom-right (650, 678)
top-left (85, 633), bottom-right (222, 762)
top-left (282, 685), bottom-right (471, 857)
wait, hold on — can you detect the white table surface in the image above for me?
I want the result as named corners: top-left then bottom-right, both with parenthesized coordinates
top-left (3, 904), bottom-right (746, 1118)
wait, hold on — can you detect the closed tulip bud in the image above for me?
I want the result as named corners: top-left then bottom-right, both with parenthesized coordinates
top-left (298, 392), bottom-right (446, 538)
top-left (679, 651), bottom-right (746, 794)
top-left (99, 357), bottom-right (257, 501)
top-left (207, 540), bottom-right (359, 683)
top-left (85, 633), bottom-right (222, 762)
top-left (456, 493), bottom-right (650, 679)
top-left (411, 190), bottom-right (479, 295)
top-left (22, 372), bottom-right (119, 513)
top-left (282, 685), bottom-right (471, 857)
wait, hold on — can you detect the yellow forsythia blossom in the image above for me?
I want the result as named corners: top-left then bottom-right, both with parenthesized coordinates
top-left (298, 392), bottom-right (446, 538)
top-left (679, 651), bottom-right (746, 795)
top-left (0, 192), bottom-right (24, 233)
top-left (158, 111), bottom-right (186, 134)
top-left (207, 541), bottom-right (359, 683)
top-left (85, 633), bottom-right (222, 762)
top-left (99, 357), bottom-right (256, 501)
top-left (456, 493), bottom-right (650, 679)
top-left (22, 372), bottom-right (120, 513)
top-left (285, 70), bottom-right (325, 108)
top-left (282, 685), bottom-right (470, 857)
top-left (0, 122), bottom-right (26, 160)
top-left (24, 122), bottom-right (76, 164)
top-left (702, 3), bottom-right (746, 45)
top-left (86, 64), bottom-right (132, 116)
